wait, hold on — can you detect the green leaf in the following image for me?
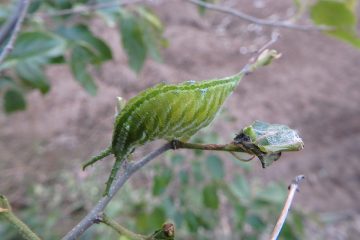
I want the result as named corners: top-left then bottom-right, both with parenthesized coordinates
top-left (45, 0), bottom-right (72, 9)
top-left (70, 45), bottom-right (97, 95)
top-left (191, 160), bottom-right (204, 182)
top-left (0, 77), bottom-right (15, 89)
top-left (170, 154), bottom-right (185, 165)
top-left (152, 167), bottom-right (173, 196)
top-left (255, 182), bottom-right (287, 204)
top-left (234, 204), bottom-right (247, 229)
top-left (279, 223), bottom-right (300, 240)
top-left (119, 10), bottom-right (147, 72)
top-left (183, 211), bottom-right (212, 232)
top-left (3, 89), bottom-right (26, 113)
top-left (205, 155), bottom-right (224, 180)
top-left (28, 0), bottom-right (42, 14)
top-left (184, 211), bottom-right (198, 233)
top-left (311, 0), bottom-right (360, 48)
top-left (137, 7), bottom-right (166, 62)
top-left (290, 212), bottom-right (305, 237)
top-left (16, 60), bottom-right (50, 94)
top-left (97, 4), bottom-right (121, 27)
top-left (137, 7), bottom-right (163, 31)
top-left (328, 30), bottom-right (360, 47)
top-left (311, 0), bottom-right (356, 27)
top-left (149, 207), bottom-right (167, 229)
top-left (9, 32), bottom-right (65, 61)
top-left (245, 214), bottom-right (266, 232)
top-left (179, 170), bottom-right (189, 185)
top-left (48, 56), bottom-right (66, 64)
top-left (230, 174), bottom-right (251, 202)
top-left (202, 183), bottom-right (219, 209)
top-left (56, 24), bottom-right (112, 62)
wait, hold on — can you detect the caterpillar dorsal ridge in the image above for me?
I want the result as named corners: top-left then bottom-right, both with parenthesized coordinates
top-left (83, 49), bottom-right (280, 196)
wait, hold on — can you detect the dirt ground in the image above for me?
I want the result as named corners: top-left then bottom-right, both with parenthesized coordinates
top-left (1, 0), bottom-right (360, 239)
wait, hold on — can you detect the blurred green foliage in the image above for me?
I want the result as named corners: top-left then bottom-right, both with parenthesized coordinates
top-left (0, 0), bottom-right (166, 113)
top-left (310, 0), bottom-right (360, 48)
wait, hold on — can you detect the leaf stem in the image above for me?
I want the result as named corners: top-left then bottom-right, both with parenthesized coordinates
top-left (99, 213), bottom-right (147, 240)
top-left (0, 195), bottom-right (42, 240)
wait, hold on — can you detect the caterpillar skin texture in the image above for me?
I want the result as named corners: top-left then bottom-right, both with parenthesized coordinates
top-left (112, 73), bottom-right (245, 162)
top-left (96, 72), bottom-right (245, 194)
top-left (83, 48), bottom-right (281, 195)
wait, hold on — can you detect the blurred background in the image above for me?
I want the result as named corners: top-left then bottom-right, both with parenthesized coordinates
top-left (0, 0), bottom-right (360, 239)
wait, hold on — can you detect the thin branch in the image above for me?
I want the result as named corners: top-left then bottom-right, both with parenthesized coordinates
top-left (0, 0), bottom-right (30, 65)
top-left (270, 175), bottom-right (305, 240)
top-left (173, 140), bottom-right (251, 154)
top-left (61, 143), bottom-right (173, 240)
top-left (99, 213), bottom-right (147, 240)
top-left (39, 0), bottom-right (145, 18)
top-left (186, 0), bottom-right (330, 31)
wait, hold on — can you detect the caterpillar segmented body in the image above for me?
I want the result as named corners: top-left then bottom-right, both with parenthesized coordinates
top-left (113, 73), bottom-right (245, 158)
top-left (82, 49), bottom-right (280, 196)
top-left (90, 73), bottom-right (245, 195)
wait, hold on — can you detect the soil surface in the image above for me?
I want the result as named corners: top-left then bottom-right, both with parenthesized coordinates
top-left (1, 0), bottom-right (360, 239)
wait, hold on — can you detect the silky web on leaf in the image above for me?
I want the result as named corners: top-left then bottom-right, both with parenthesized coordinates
top-left (243, 121), bottom-right (304, 153)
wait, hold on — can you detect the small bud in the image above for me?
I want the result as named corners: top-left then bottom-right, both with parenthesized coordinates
top-left (256, 49), bottom-right (281, 67)
top-left (163, 223), bottom-right (175, 237)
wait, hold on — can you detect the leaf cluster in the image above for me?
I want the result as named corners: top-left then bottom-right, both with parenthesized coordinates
top-left (0, 0), bottom-right (166, 113)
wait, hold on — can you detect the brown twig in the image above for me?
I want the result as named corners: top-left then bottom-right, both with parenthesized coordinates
top-left (270, 175), bottom-right (305, 240)
top-left (0, 0), bottom-right (30, 65)
top-left (186, 0), bottom-right (330, 31)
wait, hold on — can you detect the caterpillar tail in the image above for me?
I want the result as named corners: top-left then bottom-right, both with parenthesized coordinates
top-left (103, 157), bottom-right (123, 196)
top-left (82, 146), bottom-right (113, 170)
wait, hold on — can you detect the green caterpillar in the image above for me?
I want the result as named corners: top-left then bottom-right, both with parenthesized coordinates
top-left (83, 49), bottom-right (280, 195)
